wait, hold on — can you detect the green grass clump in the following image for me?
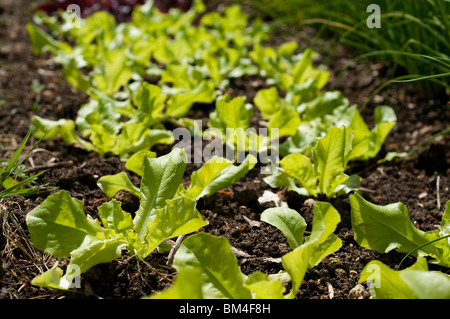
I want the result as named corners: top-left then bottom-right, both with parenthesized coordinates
top-left (242, 0), bottom-right (450, 96)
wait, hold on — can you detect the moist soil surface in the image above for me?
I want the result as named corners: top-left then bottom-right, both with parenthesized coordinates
top-left (1, 0), bottom-right (449, 300)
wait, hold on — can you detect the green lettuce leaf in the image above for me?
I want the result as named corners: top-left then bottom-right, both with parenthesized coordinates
top-left (260, 207), bottom-right (307, 250)
top-left (350, 192), bottom-right (450, 267)
top-left (165, 81), bottom-right (216, 118)
top-left (31, 262), bottom-right (68, 290)
top-left (56, 54), bottom-right (91, 92)
top-left (133, 148), bottom-right (187, 240)
top-left (26, 191), bottom-right (107, 259)
top-left (75, 95), bottom-right (121, 137)
top-left (359, 258), bottom-right (450, 299)
top-left (97, 199), bottom-right (135, 235)
top-left (348, 105), bottom-right (397, 161)
top-left (148, 268), bottom-right (205, 299)
top-left (267, 106), bottom-right (300, 137)
top-left (130, 82), bottom-right (167, 125)
top-left (65, 237), bottom-right (130, 283)
top-left (31, 116), bottom-right (81, 146)
top-left (313, 126), bottom-right (353, 196)
top-left (279, 153), bottom-right (317, 196)
top-left (97, 172), bottom-right (140, 199)
top-left (245, 272), bottom-right (286, 299)
top-left (124, 150), bottom-right (157, 176)
top-left (138, 196), bottom-right (208, 258)
top-left (209, 94), bottom-right (253, 133)
top-left (152, 259), bottom-right (286, 300)
top-left (93, 47), bottom-right (133, 96)
top-left (254, 87), bottom-right (282, 120)
top-left (172, 232), bottom-right (253, 299)
top-left (185, 154), bottom-right (257, 200)
top-left (281, 201), bottom-right (341, 298)
top-left (264, 126), bottom-right (359, 198)
top-left (441, 200), bottom-right (450, 239)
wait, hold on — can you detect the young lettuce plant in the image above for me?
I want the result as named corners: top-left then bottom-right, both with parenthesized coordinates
top-left (261, 201), bottom-right (342, 298)
top-left (350, 193), bottom-right (450, 268)
top-left (264, 126), bottom-right (360, 198)
top-left (146, 4), bottom-right (265, 88)
top-left (27, 148), bottom-right (256, 290)
top-left (149, 201), bottom-right (341, 299)
top-left (353, 195), bottom-right (450, 298)
top-left (27, 148), bottom-right (200, 290)
top-left (206, 94), bottom-right (282, 163)
top-left (31, 83), bottom-right (176, 161)
top-left (148, 232), bottom-right (286, 299)
top-left (197, 5), bottom-right (266, 87)
top-left (159, 64), bottom-right (217, 118)
top-left (207, 94), bottom-right (254, 151)
top-left (250, 44), bottom-right (329, 92)
top-left (254, 86), bottom-right (397, 159)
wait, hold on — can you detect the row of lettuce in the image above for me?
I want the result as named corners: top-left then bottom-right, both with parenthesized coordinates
top-left (24, 0), bottom-right (449, 298)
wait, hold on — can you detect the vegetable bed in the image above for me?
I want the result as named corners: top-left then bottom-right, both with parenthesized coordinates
top-left (0, 0), bottom-right (449, 300)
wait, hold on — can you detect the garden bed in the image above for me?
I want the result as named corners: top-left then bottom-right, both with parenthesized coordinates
top-left (0, 0), bottom-right (449, 300)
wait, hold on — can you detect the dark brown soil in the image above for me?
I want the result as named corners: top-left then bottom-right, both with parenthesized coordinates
top-left (1, 0), bottom-right (449, 301)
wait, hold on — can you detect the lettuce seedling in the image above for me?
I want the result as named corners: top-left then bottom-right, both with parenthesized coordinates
top-left (264, 126), bottom-right (361, 198)
top-left (26, 149), bottom-right (208, 290)
top-left (254, 87), bottom-right (302, 137)
top-left (262, 202), bottom-right (342, 298)
top-left (250, 45), bottom-right (329, 92)
top-left (207, 94), bottom-right (254, 151)
top-left (255, 86), bottom-right (397, 159)
top-left (359, 257), bottom-right (450, 299)
top-left (31, 83), bottom-right (175, 161)
top-left (160, 64), bottom-right (217, 118)
top-left (207, 94), bottom-right (281, 159)
top-left (350, 193), bottom-right (450, 268)
top-left (149, 201), bottom-right (341, 299)
top-left (148, 232), bottom-right (286, 299)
